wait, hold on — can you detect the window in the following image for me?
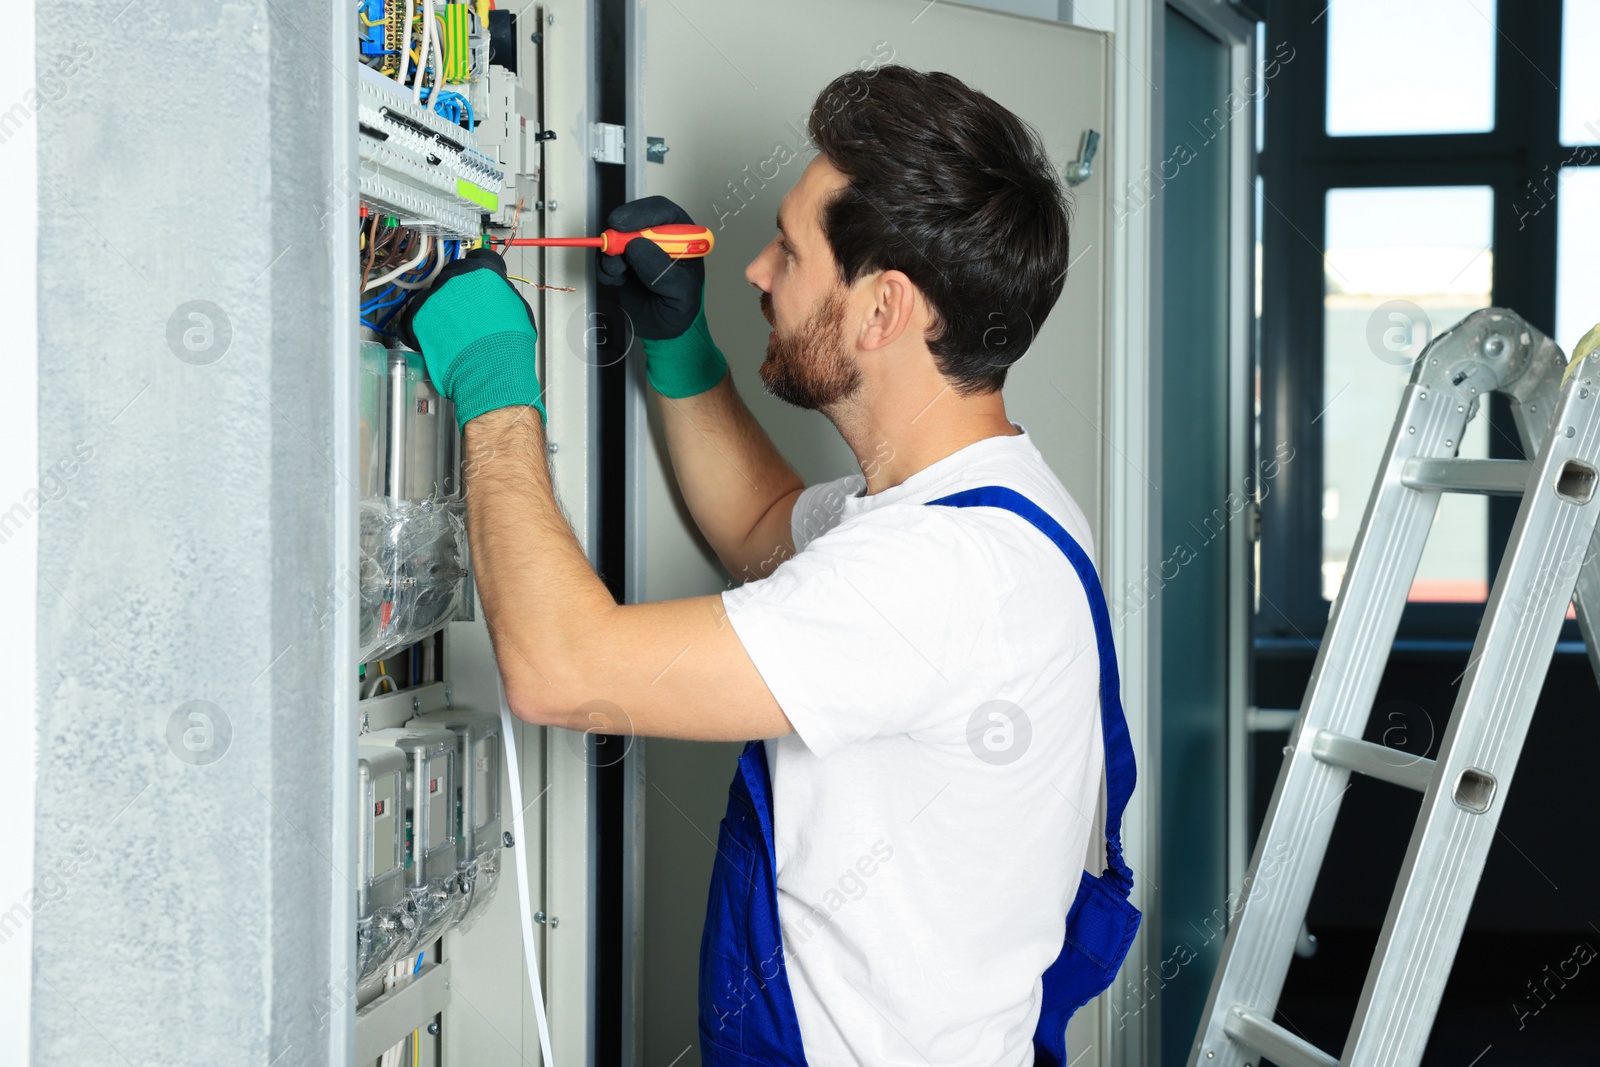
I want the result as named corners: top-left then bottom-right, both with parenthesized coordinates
top-left (1560, 0), bottom-right (1600, 146)
top-left (1325, 0), bottom-right (1496, 137)
top-left (1258, 1), bottom-right (1591, 640)
top-left (1320, 187), bottom-right (1493, 602)
top-left (1556, 167), bottom-right (1600, 354)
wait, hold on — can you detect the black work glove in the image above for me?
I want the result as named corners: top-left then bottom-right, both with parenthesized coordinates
top-left (595, 196), bottom-right (707, 341)
top-left (595, 197), bottom-right (726, 397)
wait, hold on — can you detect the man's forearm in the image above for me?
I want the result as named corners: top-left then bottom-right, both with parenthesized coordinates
top-left (653, 373), bottom-right (804, 580)
top-left (461, 404), bottom-right (793, 741)
top-left (462, 406), bottom-right (615, 723)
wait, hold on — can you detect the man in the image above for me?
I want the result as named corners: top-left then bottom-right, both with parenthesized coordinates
top-left (400, 65), bottom-right (1137, 1067)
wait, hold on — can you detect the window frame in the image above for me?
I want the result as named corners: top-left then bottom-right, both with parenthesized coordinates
top-left (1257, 0), bottom-right (1592, 644)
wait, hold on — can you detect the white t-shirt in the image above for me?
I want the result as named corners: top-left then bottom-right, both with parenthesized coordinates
top-left (720, 426), bottom-right (1106, 1067)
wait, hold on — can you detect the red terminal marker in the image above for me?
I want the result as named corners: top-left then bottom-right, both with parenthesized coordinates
top-left (497, 223), bottom-right (714, 259)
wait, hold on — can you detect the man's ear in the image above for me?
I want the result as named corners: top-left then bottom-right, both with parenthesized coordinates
top-left (857, 269), bottom-right (919, 352)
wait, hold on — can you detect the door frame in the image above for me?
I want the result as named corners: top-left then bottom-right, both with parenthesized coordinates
top-left (1139, 2), bottom-right (1258, 1064)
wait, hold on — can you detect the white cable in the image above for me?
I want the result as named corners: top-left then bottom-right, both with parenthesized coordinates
top-left (412, 0), bottom-right (435, 102)
top-left (430, 10), bottom-right (448, 99)
top-left (497, 685), bottom-right (557, 1066)
top-left (394, 0), bottom-right (414, 89)
top-left (390, 238), bottom-right (449, 289)
top-left (364, 235), bottom-right (432, 292)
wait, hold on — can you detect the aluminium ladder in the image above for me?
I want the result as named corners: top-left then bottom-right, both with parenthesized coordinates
top-left (1189, 308), bottom-right (1600, 1067)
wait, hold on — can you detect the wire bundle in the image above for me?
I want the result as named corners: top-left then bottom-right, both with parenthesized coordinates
top-left (360, 220), bottom-right (464, 332)
top-left (377, 952), bottom-right (425, 1067)
top-left (419, 86), bottom-right (475, 129)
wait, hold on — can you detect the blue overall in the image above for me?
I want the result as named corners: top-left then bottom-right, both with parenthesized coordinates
top-left (699, 485), bottom-right (1141, 1066)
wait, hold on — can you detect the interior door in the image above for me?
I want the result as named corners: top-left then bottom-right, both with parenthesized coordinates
top-left (1157, 9), bottom-right (1233, 1063)
top-left (627, 2), bottom-right (1112, 1062)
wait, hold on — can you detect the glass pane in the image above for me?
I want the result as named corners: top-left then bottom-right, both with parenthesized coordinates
top-left (1556, 167), bottom-right (1600, 356)
top-left (1562, 0), bottom-right (1600, 145)
top-left (1322, 186), bottom-right (1494, 604)
top-left (1326, 0), bottom-right (1496, 136)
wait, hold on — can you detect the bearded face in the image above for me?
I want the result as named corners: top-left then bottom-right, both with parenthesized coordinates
top-left (758, 288), bottom-right (861, 411)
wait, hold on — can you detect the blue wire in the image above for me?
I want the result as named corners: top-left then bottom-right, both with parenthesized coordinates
top-left (361, 284), bottom-right (403, 313)
top-left (375, 293), bottom-right (413, 331)
top-left (420, 86), bottom-right (474, 129)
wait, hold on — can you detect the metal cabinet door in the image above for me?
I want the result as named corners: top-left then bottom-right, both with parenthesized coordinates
top-left (627, 3), bottom-right (1112, 1063)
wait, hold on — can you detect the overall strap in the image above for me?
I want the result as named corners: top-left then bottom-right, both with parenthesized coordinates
top-left (927, 486), bottom-right (1136, 886)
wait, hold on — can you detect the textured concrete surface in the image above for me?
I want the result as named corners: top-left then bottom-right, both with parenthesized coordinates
top-left (33, 2), bottom-right (350, 1063)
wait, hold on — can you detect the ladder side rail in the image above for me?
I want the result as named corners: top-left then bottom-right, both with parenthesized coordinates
top-left (1340, 352), bottom-right (1600, 1065)
top-left (1507, 343), bottom-right (1600, 687)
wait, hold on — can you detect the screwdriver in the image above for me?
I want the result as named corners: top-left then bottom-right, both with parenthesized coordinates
top-left (495, 224), bottom-right (714, 259)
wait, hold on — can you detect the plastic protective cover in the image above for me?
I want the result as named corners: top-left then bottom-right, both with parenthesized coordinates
top-left (358, 496), bottom-right (468, 663)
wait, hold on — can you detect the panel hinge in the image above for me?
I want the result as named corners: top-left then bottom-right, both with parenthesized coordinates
top-left (590, 122), bottom-right (625, 164)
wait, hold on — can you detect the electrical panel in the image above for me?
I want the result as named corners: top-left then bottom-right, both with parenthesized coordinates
top-left (350, 3), bottom-right (556, 1063)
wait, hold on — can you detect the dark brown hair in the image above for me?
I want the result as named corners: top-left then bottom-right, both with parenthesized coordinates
top-left (808, 65), bottom-right (1072, 393)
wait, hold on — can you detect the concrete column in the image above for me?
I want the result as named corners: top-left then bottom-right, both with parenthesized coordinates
top-left (32, 2), bottom-right (356, 1064)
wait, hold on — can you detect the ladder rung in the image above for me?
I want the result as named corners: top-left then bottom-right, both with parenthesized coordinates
top-left (1222, 1007), bottom-right (1337, 1067)
top-left (1401, 457), bottom-right (1532, 496)
top-left (1311, 729), bottom-right (1435, 792)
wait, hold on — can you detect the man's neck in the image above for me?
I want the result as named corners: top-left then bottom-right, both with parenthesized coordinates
top-left (827, 380), bottom-right (1019, 495)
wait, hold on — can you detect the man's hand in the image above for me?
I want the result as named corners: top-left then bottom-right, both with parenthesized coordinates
top-left (396, 247), bottom-right (546, 429)
top-left (597, 196), bottom-right (728, 399)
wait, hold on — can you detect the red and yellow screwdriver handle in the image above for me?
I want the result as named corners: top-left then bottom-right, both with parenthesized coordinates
top-left (601, 224), bottom-right (713, 258)
top-left (497, 224), bottom-right (714, 259)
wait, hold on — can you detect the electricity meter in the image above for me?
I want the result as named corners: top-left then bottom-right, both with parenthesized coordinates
top-left (363, 725), bottom-right (460, 946)
top-left (409, 709), bottom-right (503, 928)
top-left (356, 744), bottom-right (410, 981)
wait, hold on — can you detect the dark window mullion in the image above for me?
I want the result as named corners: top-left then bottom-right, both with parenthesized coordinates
top-left (1258, 0), bottom-right (1331, 637)
top-left (1486, 0), bottom-right (1563, 582)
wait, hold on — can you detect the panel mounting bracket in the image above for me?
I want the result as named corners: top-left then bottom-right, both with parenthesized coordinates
top-left (590, 122), bottom-right (625, 165)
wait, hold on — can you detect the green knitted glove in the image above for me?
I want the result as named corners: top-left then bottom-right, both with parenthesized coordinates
top-left (639, 295), bottom-right (729, 399)
top-left (397, 248), bottom-right (546, 430)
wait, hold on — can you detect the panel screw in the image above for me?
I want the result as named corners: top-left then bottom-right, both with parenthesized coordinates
top-left (413, 695), bottom-right (421, 712)
top-left (531, 31), bottom-right (543, 44)
top-left (503, 830), bottom-right (515, 848)
top-left (547, 200), bottom-right (558, 211)
top-left (427, 1021), bottom-right (440, 1036)
top-left (547, 12), bottom-right (555, 23)
top-left (444, 684), bottom-right (452, 706)
top-left (547, 441), bottom-right (559, 454)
